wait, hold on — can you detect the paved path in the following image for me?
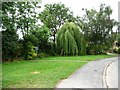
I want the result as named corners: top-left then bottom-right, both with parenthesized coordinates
top-left (56, 57), bottom-right (118, 88)
top-left (104, 59), bottom-right (118, 88)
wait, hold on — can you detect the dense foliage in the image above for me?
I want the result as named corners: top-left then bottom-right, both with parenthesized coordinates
top-left (2, 2), bottom-right (41, 61)
top-left (39, 3), bottom-right (75, 50)
top-left (76, 4), bottom-right (117, 55)
top-left (2, 2), bottom-right (19, 61)
top-left (31, 25), bottom-right (52, 54)
top-left (1, 2), bottom-right (118, 61)
top-left (57, 22), bottom-right (86, 56)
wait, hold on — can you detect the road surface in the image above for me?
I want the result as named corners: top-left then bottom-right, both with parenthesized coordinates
top-left (56, 57), bottom-right (118, 88)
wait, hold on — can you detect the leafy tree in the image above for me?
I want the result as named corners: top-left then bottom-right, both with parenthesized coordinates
top-left (19, 36), bottom-right (38, 60)
top-left (2, 2), bottom-right (41, 61)
top-left (31, 25), bottom-right (51, 53)
top-left (14, 2), bottom-right (42, 60)
top-left (2, 2), bottom-right (19, 61)
top-left (117, 24), bottom-right (120, 47)
top-left (23, 34), bottom-right (38, 46)
top-left (118, 34), bottom-right (120, 47)
top-left (56, 22), bottom-right (86, 56)
top-left (77, 4), bottom-right (117, 54)
top-left (39, 3), bottom-right (75, 49)
top-left (14, 2), bottom-right (40, 37)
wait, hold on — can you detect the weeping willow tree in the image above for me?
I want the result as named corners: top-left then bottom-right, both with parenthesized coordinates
top-left (56, 22), bottom-right (86, 56)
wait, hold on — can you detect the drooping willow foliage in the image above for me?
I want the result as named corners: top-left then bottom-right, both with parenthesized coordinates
top-left (56, 22), bottom-right (86, 56)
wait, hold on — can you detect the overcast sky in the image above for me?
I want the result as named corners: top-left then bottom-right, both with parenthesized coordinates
top-left (41, 0), bottom-right (119, 21)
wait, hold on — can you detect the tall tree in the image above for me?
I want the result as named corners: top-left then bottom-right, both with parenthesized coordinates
top-left (2, 2), bottom-right (19, 61)
top-left (39, 3), bottom-right (75, 49)
top-left (15, 2), bottom-right (39, 37)
top-left (76, 4), bottom-right (117, 54)
top-left (56, 22), bottom-right (86, 56)
top-left (31, 25), bottom-right (50, 53)
top-left (2, 2), bottom-right (41, 61)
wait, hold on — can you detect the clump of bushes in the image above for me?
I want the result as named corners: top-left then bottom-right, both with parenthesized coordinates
top-left (113, 47), bottom-right (120, 54)
top-left (118, 48), bottom-right (120, 54)
top-left (21, 42), bottom-right (37, 60)
top-left (113, 47), bottom-right (118, 53)
top-left (37, 52), bottom-right (48, 58)
top-left (26, 44), bottom-right (37, 60)
top-left (86, 45), bottom-right (107, 55)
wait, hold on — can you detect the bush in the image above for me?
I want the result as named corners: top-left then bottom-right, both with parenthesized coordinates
top-left (118, 48), bottom-right (120, 54)
top-left (27, 48), bottom-right (37, 60)
top-left (21, 42), bottom-right (37, 60)
top-left (2, 30), bottom-right (19, 62)
top-left (86, 45), bottom-right (107, 55)
top-left (23, 34), bottom-right (38, 46)
top-left (113, 47), bottom-right (118, 53)
top-left (37, 52), bottom-right (48, 58)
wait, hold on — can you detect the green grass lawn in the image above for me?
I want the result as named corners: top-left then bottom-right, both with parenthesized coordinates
top-left (2, 55), bottom-right (116, 88)
top-left (40, 54), bottom-right (116, 61)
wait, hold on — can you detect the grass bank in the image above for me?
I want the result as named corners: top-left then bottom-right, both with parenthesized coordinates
top-left (2, 55), bottom-right (116, 88)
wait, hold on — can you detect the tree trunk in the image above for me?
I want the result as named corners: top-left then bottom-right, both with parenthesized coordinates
top-left (26, 20), bottom-right (29, 34)
top-left (60, 49), bottom-right (63, 56)
top-left (53, 31), bottom-right (56, 50)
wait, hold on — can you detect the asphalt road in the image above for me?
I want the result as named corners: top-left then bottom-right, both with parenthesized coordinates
top-left (104, 59), bottom-right (118, 88)
top-left (56, 57), bottom-right (118, 88)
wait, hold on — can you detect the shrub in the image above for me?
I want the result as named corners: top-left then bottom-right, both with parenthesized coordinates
top-left (27, 47), bottom-right (37, 60)
top-left (117, 48), bottom-right (120, 54)
top-left (21, 42), bottom-right (37, 60)
top-left (86, 44), bottom-right (107, 55)
top-left (2, 30), bottom-right (19, 62)
top-left (113, 47), bottom-right (118, 53)
top-left (37, 52), bottom-right (48, 58)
